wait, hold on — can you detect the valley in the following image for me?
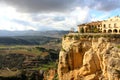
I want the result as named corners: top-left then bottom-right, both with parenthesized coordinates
top-left (0, 34), bottom-right (63, 80)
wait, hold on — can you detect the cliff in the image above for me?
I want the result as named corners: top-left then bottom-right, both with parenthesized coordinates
top-left (58, 34), bottom-right (120, 80)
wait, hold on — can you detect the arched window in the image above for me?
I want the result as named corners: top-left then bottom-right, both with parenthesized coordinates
top-left (103, 30), bottom-right (106, 33)
top-left (113, 29), bottom-right (118, 33)
top-left (108, 29), bottom-right (112, 33)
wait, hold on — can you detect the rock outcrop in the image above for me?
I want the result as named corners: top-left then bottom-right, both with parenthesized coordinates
top-left (43, 69), bottom-right (57, 80)
top-left (58, 34), bottom-right (120, 80)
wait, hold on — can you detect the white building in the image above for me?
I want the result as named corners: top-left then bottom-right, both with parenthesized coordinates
top-left (78, 16), bottom-right (120, 33)
top-left (102, 16), bottom-right (120, 33)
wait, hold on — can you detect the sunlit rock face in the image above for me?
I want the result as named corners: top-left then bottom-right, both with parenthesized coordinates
top-left (43, 69), bottom-right (57, 80)
top-left (58, 35), bottom-right (120, 80)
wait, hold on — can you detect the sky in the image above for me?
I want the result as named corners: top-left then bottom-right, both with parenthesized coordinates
top-left (0, 0), bottom-right (120, 31)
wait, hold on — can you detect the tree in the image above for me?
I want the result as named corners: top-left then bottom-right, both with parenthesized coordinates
top-left (80, 27), bottom-right (84, 33)
top-left (92, 26), bottom-right (99, 33)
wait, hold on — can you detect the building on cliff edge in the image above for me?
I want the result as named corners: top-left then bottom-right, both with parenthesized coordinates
top-left (78, 16), bottom-right (120, 33)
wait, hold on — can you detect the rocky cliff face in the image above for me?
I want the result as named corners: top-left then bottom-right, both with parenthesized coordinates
top-left (43, 69), bottom-right (57, 80)
top-left (58, 34), bottom-right (120, 80)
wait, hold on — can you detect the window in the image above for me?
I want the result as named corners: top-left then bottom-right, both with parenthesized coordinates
top-left (114, 23), bottom-right (117, 28)
top-left (103, 30), bottom-right (106, 33)
top-left (98, 25), bottom-right (100, 27)
top-left (113, 29), bottom-right (118, 33)
top-left (109, 24), bottom-right (111, 28)
top-left (103, 24), bottom-right (106, 28)
top-left (108, 29), bottom-right (112, 33)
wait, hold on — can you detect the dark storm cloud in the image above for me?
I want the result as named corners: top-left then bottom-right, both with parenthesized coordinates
top-left (0, 0), bottom-right (76, 13)
top-left (0, 0), bottom-right (119, 13)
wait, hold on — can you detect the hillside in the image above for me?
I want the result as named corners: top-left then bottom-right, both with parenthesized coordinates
top-left (0, 46), bottom-right (59, 80)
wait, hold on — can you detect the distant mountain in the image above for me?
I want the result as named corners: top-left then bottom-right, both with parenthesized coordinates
top-left (0, 30), bottom-right (69, 38)
top-left (0, 36), bottom-right (61, 45)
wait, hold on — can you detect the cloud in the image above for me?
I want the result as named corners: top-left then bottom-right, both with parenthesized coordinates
top-left (32, 7), bottom-right (90, 30)
top-left (0, 0), bottom-right (76, 13)
top-left (1, 0), bottom-right (120, 13)
top-left (0, 4), bottom-right (90, 31)
top-left (78, 0), bottom-right (120, 11)
top-left (53, 16), bottom-right (65, 21)
top-left (0, 0), bottom-right (119, 31)
top-left (0, 0), bottom-right (120, 13)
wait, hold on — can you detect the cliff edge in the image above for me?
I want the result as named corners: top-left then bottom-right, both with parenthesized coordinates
top-left (58, 34), bottom-right (120, 80)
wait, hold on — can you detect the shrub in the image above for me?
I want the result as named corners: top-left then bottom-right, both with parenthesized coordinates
top-left (68, 35), bottom-right (73, 39)
top-left (74, 35), bottom-right (80, 40)
top-left (63, 35), bottom-right (67, 39)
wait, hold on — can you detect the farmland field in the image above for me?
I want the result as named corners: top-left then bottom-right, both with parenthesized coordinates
top-left (0, 36), bottom-right (61, 79)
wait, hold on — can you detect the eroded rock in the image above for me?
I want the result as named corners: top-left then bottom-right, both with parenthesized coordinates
top-left (58, 36), bottom-right (120, 80)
